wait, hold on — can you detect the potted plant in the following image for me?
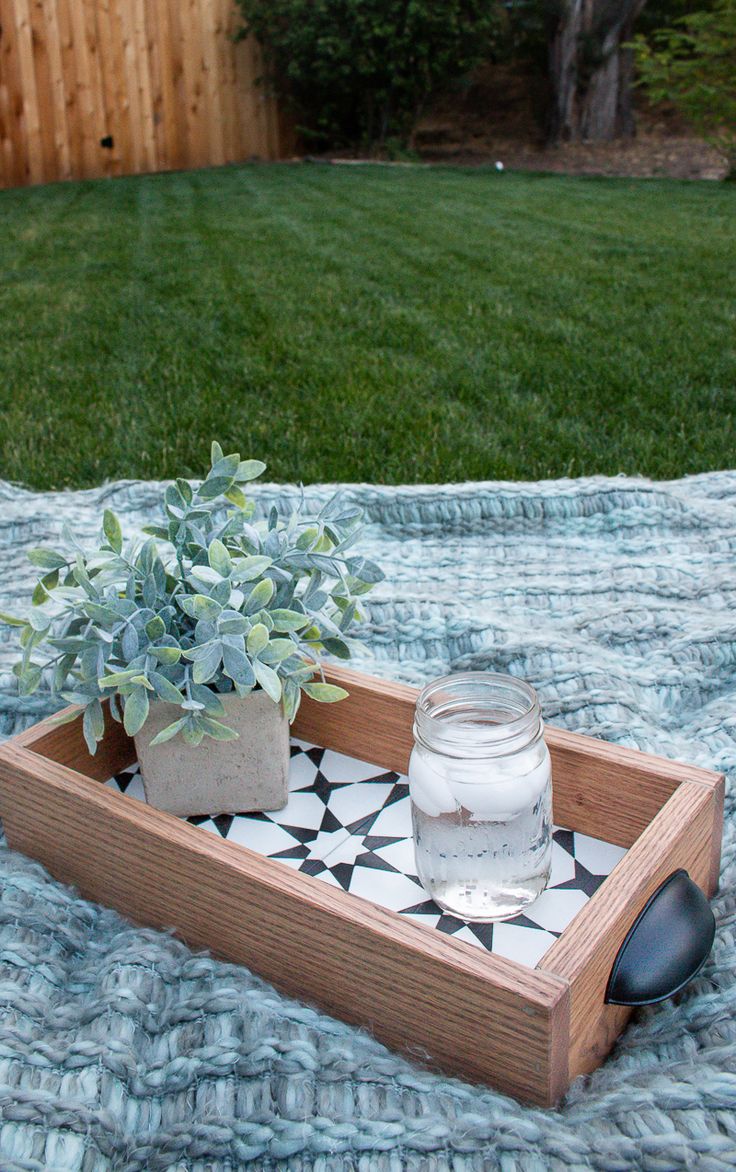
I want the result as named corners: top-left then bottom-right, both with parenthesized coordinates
top-left (1, 443), bottom-right (384, 816)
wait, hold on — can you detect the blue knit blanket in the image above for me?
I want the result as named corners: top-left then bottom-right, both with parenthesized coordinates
top-left (0, 474), bottom-right (734, 1170)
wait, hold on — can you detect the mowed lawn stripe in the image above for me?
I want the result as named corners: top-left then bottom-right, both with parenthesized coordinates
top-left (0, 164), bottom-right (734, 488)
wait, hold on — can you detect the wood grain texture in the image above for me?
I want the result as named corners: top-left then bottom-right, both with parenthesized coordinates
top-left (0, 741), bottom-right (569, 1105)
top-left (295, 665), bottom-right (724, 851)
top-left (0, 0), bottom-right (283, 190)
top-left (540, 780), bottom-right (719, 1079)
top-left (17, 663), bottom-right (725, 854)
top-left (13, 702), bottom-right (135, 779)
top-left (0, 0), bottom-right (22, 184)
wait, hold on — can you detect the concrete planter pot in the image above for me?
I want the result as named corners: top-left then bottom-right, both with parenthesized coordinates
top-left (134, 690), bottom-right (290, 817)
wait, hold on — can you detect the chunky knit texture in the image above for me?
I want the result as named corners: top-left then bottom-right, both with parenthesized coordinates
top-left (0, 473), bottom-right (734, 1171)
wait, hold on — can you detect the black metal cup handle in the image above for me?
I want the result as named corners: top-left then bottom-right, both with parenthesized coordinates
top-left (605, 869), bottom-right (715, 1007)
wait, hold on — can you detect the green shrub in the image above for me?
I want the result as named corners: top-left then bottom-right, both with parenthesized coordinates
top-left (235, 0), bottom-right (500, 149)
top-left (631, 0), bottom-right (736, 176)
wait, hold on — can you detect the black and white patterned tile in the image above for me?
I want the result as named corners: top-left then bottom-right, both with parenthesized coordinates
top-left (106, 740), bottom-right (626, 967)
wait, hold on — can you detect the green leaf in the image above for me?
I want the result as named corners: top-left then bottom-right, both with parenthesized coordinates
top-left (235, 459), bottom-right (266, 483)
top-left (224, 486), bottom-right (248, 510)
top-left (59, 684), bottom-right (97, 703)
top-left (253, 660), bottom-right (281, 703)
top-left (182, 640), bottom-right (218, 662)
top-left (246, 623), bottom-right (269, 655)
top-left (208, 539), bottom-right (232, 576)
top-left (189, 565), bottom-right (222, 587)
top-left (47, 707), bottom-right (84, 728)
top-left (121, 623), bottom-right (139, 660)
top-left (201, 717), bottom-right (240, 741)
top-left (307, 553), bottom-right (342, 576)
top-left (209, 453), bottom-right (240, 480)
top-left (218, 612), bottom-right (248, 635)
top-left (50, 636), bottom-right (97, 654)
top-left (83, 602), bottom-right (120, 627)
top-left (123, 687), bottom-right (150, 736)
top-left (302, 682), bottom-right (349, 704)
top-left (222, 643), bottom-right (256, 687)
top-left (177, 596), bottom-right (199, 619)
top-left (346, 557), bottom-right (384, 584)
top-left (72, 556), bottom-right (95, 597)
top-left (149, 671), bottom-right (186, 704)
top-left (198, 476), bottom-right (235, 501)
top-left (322, 637), bottom-right (351, 659)
top-left (0, 610), bottom-right (27, 628)
top-left (213, 574), bottom-right (233, 606)
top-left (27, 548), bottom-right (67, 571)
top-left (82, 699), bottom-right (105, 754)
top-left (149, 644), bottom-right (182, 666)
top-left (53, 653), bottom-right (75, 692)
top-left (176, 478), bottom-right (193, 505)
top-left (282, 679), bottom-right (301, 723)
top-left (182, 719), bottom-right (205, 746)
top-left (22, 627), bottom-right (47, 654)
top-left (142, 574), bottom-right (157, 609)
top-left (338, 602), bottom-right (358, 631)
top-left (296, 527), bottom-right (319, 551)
top-left (149, 718), bottom-right (188, 747)
top-left (32, 570), bottom-right (59, 606)
top-left (259, 638), bottom-right (295, 664)
top-left (232, 555), bottom-right (272, 582)
top-left (99, 669), bottom-right (140, 689)
top-left (28, 608), bottom-right (51, 632)
top-left (190, 683), bottom-right (225, 715)
top-left (270, 608), bottom-right (310, 632)
top-left (210, 440), bottom-right (224, 465)
top-left (145, 615), bottom-right (166, 641)
top-left (245, 578), bottom-right (274, 614)
top-left (192, 594), bottom-right (223, 622)
top-left (192, 642), bottom-right (222, 684)
top-left (103, 509), bottom-right (123, 555)
top-left (18, 665), bottom-right (43, 696)
top-left (165, 484), bottom-right (185, 515)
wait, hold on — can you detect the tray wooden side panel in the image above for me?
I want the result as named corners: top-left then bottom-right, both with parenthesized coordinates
top-left (0, 743), bottom-right (571, 1106)
top-left (17, 667), bottom-right (723, 855)
top-left (12, 702), bottom-right (134, 780)
top-left (540, 779), bottom-right (721, 1081)
top-left (295, 666), bottom-right (724, 850)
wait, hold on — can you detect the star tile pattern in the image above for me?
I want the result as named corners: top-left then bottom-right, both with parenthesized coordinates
top-left (107, 740), bottom-right (627, 967)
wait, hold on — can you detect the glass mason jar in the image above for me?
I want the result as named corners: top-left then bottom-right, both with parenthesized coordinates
top-left (409, 672), bottom-right (552, 922)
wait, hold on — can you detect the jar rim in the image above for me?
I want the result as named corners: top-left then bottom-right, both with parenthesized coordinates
top-left (413, 671), bottom-right (542, 758)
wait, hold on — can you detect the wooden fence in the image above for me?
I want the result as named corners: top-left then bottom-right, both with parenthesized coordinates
top-left (0, 0), bottom-right (284, 189)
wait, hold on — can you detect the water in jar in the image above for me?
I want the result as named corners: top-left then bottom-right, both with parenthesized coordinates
top-left (409, 738), bottom-right (552, 921)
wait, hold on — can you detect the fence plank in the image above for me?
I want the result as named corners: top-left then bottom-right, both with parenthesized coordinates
top-left (0, 0), bottom-right (282, 188)
top-left (12, 0), bottom-right (44, 182)
top-left (55, 0), bottom-right (84, 181)
top-left (40, 0), bottom-right (71, 180)
top-left (0, 0), bottom-right (26, 186)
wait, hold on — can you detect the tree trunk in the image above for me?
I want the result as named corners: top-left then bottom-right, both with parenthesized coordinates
top-left (548, 0), bottom-right (647, 142)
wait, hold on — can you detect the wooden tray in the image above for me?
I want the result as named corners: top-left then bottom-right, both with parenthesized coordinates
top-left (0, 666), bottom-right (724, 1106)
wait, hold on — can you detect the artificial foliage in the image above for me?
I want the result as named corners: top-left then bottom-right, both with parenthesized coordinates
top-left (0, 444), bottom-right (383, 750)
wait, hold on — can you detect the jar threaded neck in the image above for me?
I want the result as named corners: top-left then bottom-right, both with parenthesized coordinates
top-left (413, 671), bottom-right (543, 759)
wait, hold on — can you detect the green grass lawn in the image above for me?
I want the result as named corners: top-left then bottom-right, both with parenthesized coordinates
top-left (1, 163), bottom-right (734, 489)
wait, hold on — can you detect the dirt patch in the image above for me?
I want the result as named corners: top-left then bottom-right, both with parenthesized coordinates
top-left (413, 63), bottom-right (727, 180)
top-left (415, 133), bottom-right (725, 181)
